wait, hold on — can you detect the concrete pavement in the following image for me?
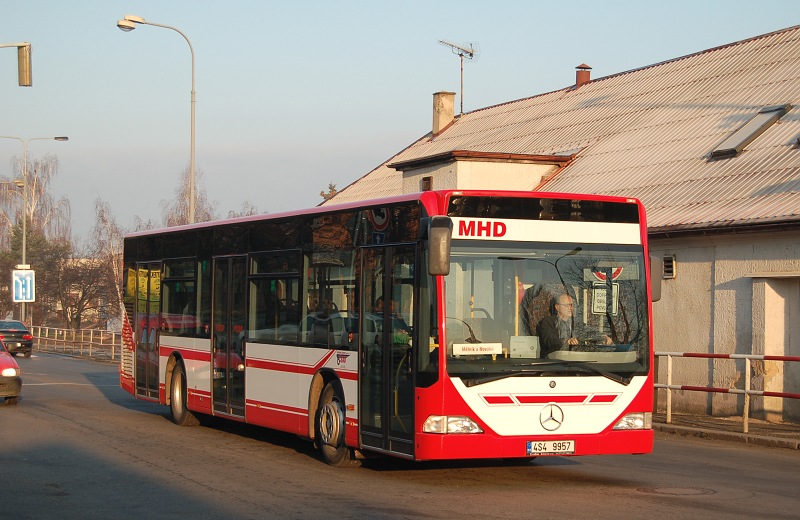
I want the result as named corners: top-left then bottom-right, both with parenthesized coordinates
top-left (654, 413), bottom-right (800, 450)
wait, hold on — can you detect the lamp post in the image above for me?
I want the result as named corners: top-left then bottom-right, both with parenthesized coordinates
top-left (117, 14), bottom-right (196, 224)
top-left (0, 135), bottom-right (69, 323)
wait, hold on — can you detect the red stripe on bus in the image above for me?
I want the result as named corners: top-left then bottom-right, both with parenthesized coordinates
top-left (160, 346), bottom-right (211, 362)
top-left (589, 394), bottom-right (619, 403)
top-left (247, 399), bottom-right (307, 416)
top-left (247, 357), bottom-right (359, 381)
top-left (515, 395), bottom-right (588, 404)
top-left (483, 395), bottom-right (515, 405)
top-left (247, 350), bottom-right (334, 372)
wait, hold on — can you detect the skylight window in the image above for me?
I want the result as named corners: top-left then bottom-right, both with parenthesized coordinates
top-left (710, 104), bottom-right (791, 159)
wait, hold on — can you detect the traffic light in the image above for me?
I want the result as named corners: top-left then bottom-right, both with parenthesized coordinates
top-left (17, 44), bottom-right (31, 87)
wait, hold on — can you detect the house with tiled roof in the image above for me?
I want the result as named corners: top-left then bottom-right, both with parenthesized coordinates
top-left (325, 26), bottom-right (800, 422)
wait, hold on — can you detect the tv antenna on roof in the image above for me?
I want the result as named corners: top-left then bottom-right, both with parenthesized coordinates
top-left (438, 39), bottom-right (479, 114)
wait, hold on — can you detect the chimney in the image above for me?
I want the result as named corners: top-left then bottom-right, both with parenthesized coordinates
top-left (575, 63), bottom-right (592, 88)
top-left (432, 91), bottom-right (456, 135)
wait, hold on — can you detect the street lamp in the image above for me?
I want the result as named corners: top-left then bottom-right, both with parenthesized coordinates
top-left (117, 14), bottom-right (196, 223)
top-left (0, 135), bottom-right (69, 323)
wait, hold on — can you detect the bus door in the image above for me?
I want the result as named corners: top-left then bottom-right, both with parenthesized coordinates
top-left (360, 245), bottom-right (416, 457)
top-left (212, 256), bottom-right (247, 417)
top-left (134, 262), bottom-right (161, 400)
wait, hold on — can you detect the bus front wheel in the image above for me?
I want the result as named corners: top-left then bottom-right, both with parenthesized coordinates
top-left (170, 363), bottom-right (199, 426)
top-left (315, 382), bottom-right (352, 467)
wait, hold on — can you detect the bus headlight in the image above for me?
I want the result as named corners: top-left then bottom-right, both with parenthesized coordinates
top-left (613, 412), bottom-right (652, 430)
top-left (423, 415), bottom-right (484, 434)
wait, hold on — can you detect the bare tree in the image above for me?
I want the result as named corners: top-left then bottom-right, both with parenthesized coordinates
top-left (0, 153), bottom-right (71, 249)
top-left (50, 254), bottom-right (111, 329)
top-left (161, 166), bottom-right (218, 226)
top-left (0, 179), bottom-right (21, 251)
top-left (88, 198), bottom-right (126, 328)
top-left (131, 215), bottom-right (159, 232)
top-left (227, 201), bottom-right (260, 218)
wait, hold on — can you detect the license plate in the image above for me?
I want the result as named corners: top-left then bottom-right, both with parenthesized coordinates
top-left (526, 440), bottom-right (575, 455)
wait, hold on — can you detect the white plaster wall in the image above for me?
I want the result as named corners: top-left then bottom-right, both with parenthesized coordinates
top-left (456, 161), bottom-right (555, 191)
top-left (401, 161), bottom-right (557, 193)
top-left (651, 230), bottom-right (800, 421)
top-left (651, 240), bottom-right (715, 415)
top-left (402, 163), bottom-right (458, 193)
top-left (755, 278), bottom-right (800, 421)
top-left (762, 280), bottom-right (786, 420)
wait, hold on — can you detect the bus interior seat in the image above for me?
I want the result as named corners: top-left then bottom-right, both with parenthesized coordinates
top-left (311, 319), bottom-right (330, 347)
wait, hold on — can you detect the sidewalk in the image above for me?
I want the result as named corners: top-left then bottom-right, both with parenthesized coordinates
top-left (654, 413), bottom-right (800, 450)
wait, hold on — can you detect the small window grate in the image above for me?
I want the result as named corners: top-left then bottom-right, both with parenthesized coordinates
top-left (662, 255), bottom-right (676, 279)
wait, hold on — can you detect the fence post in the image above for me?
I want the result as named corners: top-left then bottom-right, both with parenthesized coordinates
top-left (666, 355), bottom-right (673, 424)
top-left (744, 357), bottom-right (751, 434)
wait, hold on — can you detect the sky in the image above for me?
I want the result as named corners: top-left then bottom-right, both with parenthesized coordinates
top-left (1, 1), bottom-right (798, 243)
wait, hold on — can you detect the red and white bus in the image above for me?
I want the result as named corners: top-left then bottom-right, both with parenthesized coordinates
top-left (120, 190), bottom-right (660, 466)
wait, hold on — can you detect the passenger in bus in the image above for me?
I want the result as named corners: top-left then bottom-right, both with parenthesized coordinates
top-left (308, 291), bottom-right (321, 313)
top-left (536, 293), bottom-right (612, 357)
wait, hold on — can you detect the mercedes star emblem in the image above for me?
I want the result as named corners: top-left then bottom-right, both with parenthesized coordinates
top-left (540, 403), bottom-right (564, 431)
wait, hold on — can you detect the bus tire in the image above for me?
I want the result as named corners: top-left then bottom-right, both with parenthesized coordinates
top-left (3, 396), bottom-right (19, 406)
top-left (315, 381), bottom-right (352, 467)
top-left (170, 363), bottom-right (199, 426)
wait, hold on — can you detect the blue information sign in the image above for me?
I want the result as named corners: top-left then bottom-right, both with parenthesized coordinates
top-left (12, 269), bottom-right (35, 303)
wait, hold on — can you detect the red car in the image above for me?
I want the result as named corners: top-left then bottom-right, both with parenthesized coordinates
top-left (0, 339), bottom-right (22, 405)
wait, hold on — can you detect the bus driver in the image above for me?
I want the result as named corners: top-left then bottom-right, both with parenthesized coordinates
top-left (536, 293), bottom-right (612, 357)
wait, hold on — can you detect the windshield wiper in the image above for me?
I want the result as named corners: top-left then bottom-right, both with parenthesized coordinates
top-left (447, 316), bottom-right (481, 343)
top-left (461, 360), bottom-right (631, 387)
top-left (462, 360), bottom-right (568, 387)
top-left (462, 369), bottom-right (543, 387)
top-left (522, 360), bottom-right (631, 386)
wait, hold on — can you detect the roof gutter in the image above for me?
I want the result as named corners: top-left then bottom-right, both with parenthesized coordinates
top-left (389, 150), bottom-right (574, 171)
top-left (649, 219), bottom-right (800, 240)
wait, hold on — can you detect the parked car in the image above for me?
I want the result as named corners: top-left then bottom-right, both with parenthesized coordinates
top-left (0, 320), bottom-right (33, 357)
top-left (0, 339), bottom-right (22, 405)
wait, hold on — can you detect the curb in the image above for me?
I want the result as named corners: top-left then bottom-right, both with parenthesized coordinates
top-left (654, 422), bottom-right (800, 450)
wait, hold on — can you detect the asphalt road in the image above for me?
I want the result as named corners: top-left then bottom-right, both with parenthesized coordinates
top-left (2, 353), bottom-right (799, 520)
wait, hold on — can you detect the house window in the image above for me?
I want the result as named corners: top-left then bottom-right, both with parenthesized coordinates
top-left (710, 104), bottom-right (791, 159)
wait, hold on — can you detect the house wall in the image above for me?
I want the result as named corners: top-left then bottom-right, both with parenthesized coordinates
top-left (401, 161), bottom-right (557, 193)
top-left (651, 230), bottom-right (800, 422)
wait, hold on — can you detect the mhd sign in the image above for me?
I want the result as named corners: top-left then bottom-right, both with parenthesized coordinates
top-left (12, 269), bottom-right (35, 303)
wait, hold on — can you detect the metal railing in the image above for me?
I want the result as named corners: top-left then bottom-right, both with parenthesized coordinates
top-left (31, 326), bottom-right (122, 361)
top-left (655, 351), bottom-right (800, 433)
top-left (28, 330), bottom-right (800, 433)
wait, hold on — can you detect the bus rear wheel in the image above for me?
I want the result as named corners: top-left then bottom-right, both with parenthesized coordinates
top-left (315, 382), bottom-right (352, 467)
top-left (170, 363), bottom-right (199, 426)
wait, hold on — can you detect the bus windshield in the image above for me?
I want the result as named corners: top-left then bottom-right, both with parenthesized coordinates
top-left (443, 242), bottom-right (649, 385)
